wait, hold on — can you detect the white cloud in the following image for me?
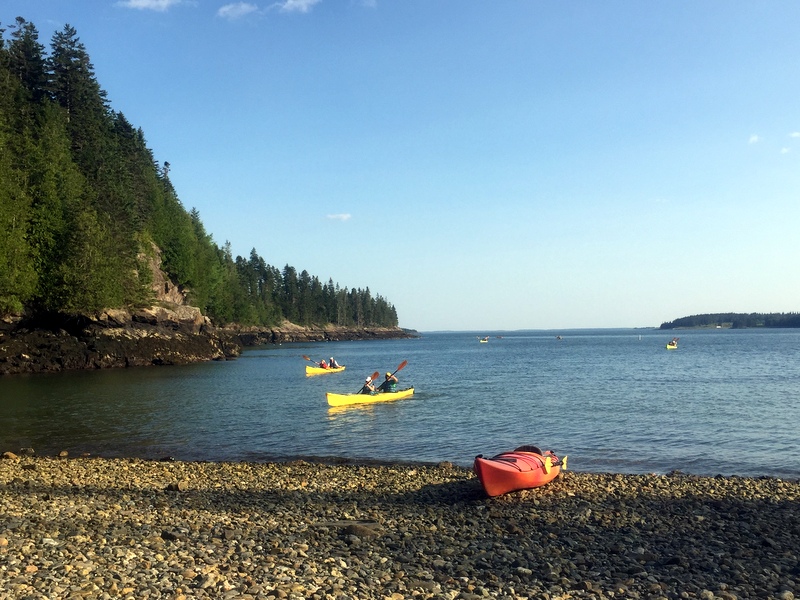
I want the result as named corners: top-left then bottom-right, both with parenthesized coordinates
top-left (748, 134), bottom-right (760, 144)
top-left (781, 147), bottom-right (791, 154)
top-left (218, 2), bottom-right (259, 19)
top-left (327, 214), bottom-right (352, 222)
top-left (790, 132), bottom-right (800, 138)
top-left (117, 0), bottom-right (183, 10)
top-left (274, 0), bottom-right (322, 13)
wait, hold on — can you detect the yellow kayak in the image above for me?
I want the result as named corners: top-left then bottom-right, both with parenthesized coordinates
top-left (326, 387), bottom-right (415, 407)
top-left (306, 365), bottom-right (346, 376)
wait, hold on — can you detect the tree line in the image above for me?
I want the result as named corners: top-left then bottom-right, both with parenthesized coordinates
top-left (660, 313), bottom-right (800, 329)
top-left (0, 18), bottom-right (398, 328)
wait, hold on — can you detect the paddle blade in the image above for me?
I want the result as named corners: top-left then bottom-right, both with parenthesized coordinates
top-left (303, 355), bottom-right (313, 362)
top-left (394, 360), bottom-right (408, 373)
top-left (371, 371), bottom-right (380, 381)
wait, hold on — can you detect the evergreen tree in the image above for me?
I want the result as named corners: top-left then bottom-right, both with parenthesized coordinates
top-left (7, 18), bottom-right (49, 103)
top-left (0, 21), bottom-right (37, 312)
top-left (48, 24), bottom-right (110, 170)
top-left (281, 265), bottom-right (299, 323)
top-left (205, 242), bottom-right (237, 325)
top-left (0, 117), bottom-right (37, 313)
top-left (27, 101), bottom-right (86, 310)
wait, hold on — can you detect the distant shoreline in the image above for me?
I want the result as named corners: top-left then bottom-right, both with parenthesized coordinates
top-left (660, 312), bottom-right (800, 329)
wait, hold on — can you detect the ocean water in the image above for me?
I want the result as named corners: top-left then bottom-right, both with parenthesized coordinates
top-left (2, 328), bottom-right (799, 479)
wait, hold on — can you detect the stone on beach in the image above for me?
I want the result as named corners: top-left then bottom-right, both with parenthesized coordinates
top-left (1, 457), bottom-right (799, 599)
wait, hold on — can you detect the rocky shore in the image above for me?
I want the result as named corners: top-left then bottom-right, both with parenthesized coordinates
top-left (1, 456), bottom-right (798, 599)
top-left (229, 322), bottom-right (416, 346)
top-left (0, 308), bottom-right (415, 376)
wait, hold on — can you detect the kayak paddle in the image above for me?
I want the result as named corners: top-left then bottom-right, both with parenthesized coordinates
top-left (390, 360), bottom-right (408, 378)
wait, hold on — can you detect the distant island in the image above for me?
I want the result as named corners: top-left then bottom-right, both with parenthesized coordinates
top-left (660, 313), bottom-right (800, 330)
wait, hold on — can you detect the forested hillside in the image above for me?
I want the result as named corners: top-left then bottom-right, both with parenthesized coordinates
top-left (0, 18), bottom-right (397, 328)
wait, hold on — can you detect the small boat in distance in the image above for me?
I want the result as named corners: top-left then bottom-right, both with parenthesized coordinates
top-left (479, 336), bottom-right (489, 343)
top-left (666, 337), bottom-right (679, 350)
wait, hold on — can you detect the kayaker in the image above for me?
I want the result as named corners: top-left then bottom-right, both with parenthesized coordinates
top-left (318, 359), bottom-right (328, 369)
top-left (378, 372), bottom-right (398, 393)
top-left (361, 376), bottom-right (375, 394)
top-left (329, 357), bottom-right (340, 368)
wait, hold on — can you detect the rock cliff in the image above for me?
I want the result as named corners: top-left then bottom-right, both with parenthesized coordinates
top-left (0, 251), bottom-right (415, 375)
top-left (0, 306), bottom-right (240, 375)
top-left (0, 310), bottom-right (415, 376)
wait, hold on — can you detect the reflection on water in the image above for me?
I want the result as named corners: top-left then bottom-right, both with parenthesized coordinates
top-left (2, 329), bottom-right (800, 478)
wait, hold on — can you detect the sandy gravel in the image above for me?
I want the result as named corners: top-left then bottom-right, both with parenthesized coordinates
top-left (1, 456), bottom-right (799, 599)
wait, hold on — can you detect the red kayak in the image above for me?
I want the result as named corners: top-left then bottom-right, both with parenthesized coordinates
top-left (473, 445), bottom-right (567, 497)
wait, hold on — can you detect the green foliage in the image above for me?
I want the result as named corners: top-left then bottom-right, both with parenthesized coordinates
top-left (0, 123), bottom-right (37, 313)
top-left (51, 201), bottom-right (125, 312)
top-left (0, 18), bottom-right (400, 328)
top-left (212, 254), bottom-right (397, 328)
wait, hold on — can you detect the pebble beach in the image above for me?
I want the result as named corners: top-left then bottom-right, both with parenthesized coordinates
top-left (1, 456), bottom-right (799, 600)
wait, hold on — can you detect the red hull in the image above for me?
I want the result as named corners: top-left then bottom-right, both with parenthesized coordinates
top-left (473, 448), bottom-right (566, 497)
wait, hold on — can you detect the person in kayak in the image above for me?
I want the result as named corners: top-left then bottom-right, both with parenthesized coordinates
top-left (361, 376), bottom-right (375, 394)
top-left (378, 372), bottom-right (398, 393)
top-left (329, 357), bottom-right (340, 368)
top-left (318, 359), bottom-right (328, 369)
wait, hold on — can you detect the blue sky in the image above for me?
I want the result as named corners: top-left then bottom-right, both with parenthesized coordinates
top-left (4, 1), bottom-right (799, 331)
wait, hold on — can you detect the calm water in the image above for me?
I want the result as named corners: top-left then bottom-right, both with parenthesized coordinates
top-left (2, 328), bottom-right (799, 478)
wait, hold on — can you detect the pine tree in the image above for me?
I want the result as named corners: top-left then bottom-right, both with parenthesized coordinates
top-left (0, 22), bottom-right (38, 312)
top-left (7, 18), bottom-right (49, 103)
top-left (27, 101), bottom-right (86, 310)
top-left (48, 24), bottom-right (110, 169)
top-left (281, 265), bottom-right (299, 323)
top-left (0, 117), bottom-right (37, 313)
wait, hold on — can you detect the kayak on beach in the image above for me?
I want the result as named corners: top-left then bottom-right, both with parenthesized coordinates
top-left (473, 445), bottom-right (567, 497)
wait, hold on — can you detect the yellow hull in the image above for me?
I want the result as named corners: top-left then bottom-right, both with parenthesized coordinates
top-left (306, 365), bottom-right (346, 376)
top-left (326, 387), bottom-right (415, 407)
